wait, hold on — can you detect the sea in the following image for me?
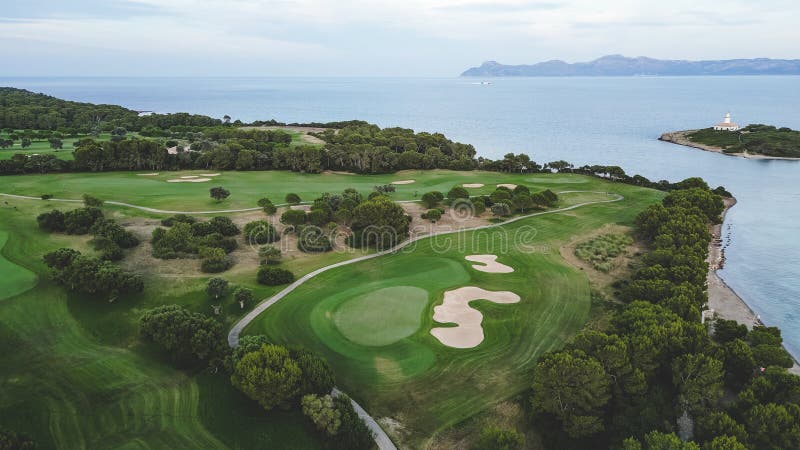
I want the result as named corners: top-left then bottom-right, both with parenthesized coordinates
top-left (2, 76), bottom-right (799, 357)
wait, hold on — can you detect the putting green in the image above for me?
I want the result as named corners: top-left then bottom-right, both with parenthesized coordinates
top-left (333, 286), bottom-right (429, 346)
top-left (0, 231), bottom-right (37, 301)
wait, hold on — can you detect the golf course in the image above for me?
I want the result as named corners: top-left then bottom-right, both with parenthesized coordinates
top-left (0, 169), bottom-right (664, 448)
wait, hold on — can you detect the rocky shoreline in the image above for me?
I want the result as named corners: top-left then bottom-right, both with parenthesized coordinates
top-left (659, 130), bottom-right (797, 160)
top-left (707, 197), bottom-right (800, 374)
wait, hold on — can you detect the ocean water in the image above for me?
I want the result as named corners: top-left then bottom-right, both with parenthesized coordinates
top-left (3, 76), bottom-right (800, 356)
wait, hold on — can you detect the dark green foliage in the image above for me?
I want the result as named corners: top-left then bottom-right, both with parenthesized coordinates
top-left (473, 426), bottom-right (523, 450)
top-left (139, 305), bottom-right (226, 366)
top-left (349, 195), bottom-right (410, 249)
top-left (230, 344), bottom-right (301, 411)
top-left (748, 326), bottom-right (783, 346)
top-left (687, 125), bottom-right (800, 158)
top-left (280, 209), bottom-right (307, 227)
top-left (258, 197), bottom-right (277, 215)
top-left (233, 287), bottom-right (254, 309)
top-left (243, 220), bottom-right (279, 244)
top-left (206, 277), bottom-right (229, 300)
top-left (328, 395), bottom-right (374, 450)
top-left (297, 227), bottom-right (333, 253)
top-left (491, 202), bottom-right (511, 216)
top-left (43, 249), bottom-right (143, 298)
top-left (285, 193), bottom-right (301, 204)
top-left (63, 207), bottom-right (103, 234)
top-left (160, 214), bottom-right (196, 226)
top-left (89, 218), bottom-right (139, 248)
top-left (421, 209), bottom-right (443, 222)
top-left (713, 319), bottom-right (748, 344)
top-left (36, 209), bottom-right (65, 232)
top-left (293, 349), bottom-right (336, 396)
top-left (257, 266), bottom-right (295, 286)
top-left (0, 429), bottom-right (37, 450)
top-left (209, 186), bottom-right (230, 202)
top-left (751, 344), bottom-right (794, 368)
top-left (421, 191), bottom-right (444, 208)
top-left (446, 186), bottom-right (469, 200)
top-left (82, 193), bottom-right (103, 207)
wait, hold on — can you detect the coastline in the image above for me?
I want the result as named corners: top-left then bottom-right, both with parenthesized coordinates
top-left (707, 197), bottom-right (800, 375)
top-left (659, 130), bottom-right (799, 161)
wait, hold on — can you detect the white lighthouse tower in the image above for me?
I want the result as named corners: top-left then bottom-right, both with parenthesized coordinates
top-left (713, 112), bottom-right (740, 131)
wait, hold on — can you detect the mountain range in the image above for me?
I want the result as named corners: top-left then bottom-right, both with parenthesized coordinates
top-left (461, 55), bottom-right (800, 77)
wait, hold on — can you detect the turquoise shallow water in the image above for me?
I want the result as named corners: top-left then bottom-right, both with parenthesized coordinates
top-left (3, 76), bottom-right (799, 355)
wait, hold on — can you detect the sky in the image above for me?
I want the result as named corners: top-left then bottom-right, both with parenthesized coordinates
top-left (0, 0), bottom-right (798, 76)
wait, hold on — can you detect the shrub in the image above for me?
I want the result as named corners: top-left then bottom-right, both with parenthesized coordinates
top-left (243, 220), bottom-right (279, 244)
top-left (258, 197), bottom-right (277, 215)
top-left (330, 395), bottom-right (374, 450)
top-left (139, 305), bottom-right (225, 366)
top-left (297, 227), bottom-right (332, 253)
top-left (209, 186), bottom-right (230, 202)
top-left (200, 248), bottom-right (231, 273)
top-left (421, 191), bottom-right (444, 208)
top-left (63, 207), bottom-right (103, 234)
top-left (258, 245), bottom-right (282, 265)
top-left (574, 233), bottom-right (634, 272)
top-left (491, 202), bottom-right (511, 217)
top-left (421, 209), bottom-right (443, 222)
top-left (209, 216), bottom-right (239, 236)
top-left (285, 193), bottom-right (301, 204)
top-left (280, 209), bottom-right (307, 227)
top-left (447, 186), bottom-right (469, 200)
top-left (160, 214), bottom-right (196, 226)
top-left (302, 394), bottom-right (341, 435)
top-left (233, 287), bottom-right (255, 309)
top-left (90, 217), bottom-right (139, 248)
top-left (474, 426), bottom-right (523, 450)
top-left (37, 209), bottom-right (65, 232)
top-left (307, 209), bottom-right (330, 227)
top-left (41, 194), bottom-right (53, 200)
top-left (257, 266), bottom-right (295, 286)
top-left (82, 193), bottom-right (104, 207)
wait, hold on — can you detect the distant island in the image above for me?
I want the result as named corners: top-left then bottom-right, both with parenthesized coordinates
top-left (660, 114), bottom-right (800, 159)
top-left (461, 55), bottom-right (800, 77)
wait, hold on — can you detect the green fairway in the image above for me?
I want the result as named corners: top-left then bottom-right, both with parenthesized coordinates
top-left (0, 133), bottom-right (122, 161)
top-left (244, 179), bottom-right (665, 447)
top-left (0, 200), bottom-right (322, 449)
top-left (1, 169), bottom-right (605, 211)
top-left (333, 286), bottom-right (431, 347)
top-left (0, 231), bottom-right (37, 301)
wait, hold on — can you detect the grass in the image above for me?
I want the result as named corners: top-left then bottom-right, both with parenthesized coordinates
top-left (1, 169), bottom-right (610, 212)
top-left (0, 170), bottom-right (664, 448)
top-left (574, 233), bottom-right (634, 273)
top-left (244, 179), bottom-right (664, 447)
top-left (0, 199), bottom-right (323, 449)
top-left (0, 133), bottom-right (120, 161)
top-left (687, 126), bottom-right (800, 158)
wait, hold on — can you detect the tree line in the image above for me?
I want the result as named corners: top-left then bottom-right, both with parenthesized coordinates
top-left (528, 179), bottom-right (800, 449)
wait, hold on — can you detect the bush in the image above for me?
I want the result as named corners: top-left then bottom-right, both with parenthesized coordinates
top-left (257, 266), bottom-right (295, 286)
top-left (574, 233), bottom-right (633, 272)
top-left (258, 197), bottom-right (277, 215)
top-left (280, 209), bottom-right (307, 227)
top-left (297, 227), bottom-right (332, 253)
top-left (90, 217), bottom-right (139, 248)
top-left (307, 209), bottom-right (330, 227)
top-left (447, 186), bottom-right (469, 200)
top-left (63, 207), bottom-right (103, 234)
top-left (243, 220), bottom-right (279, 244)
top-left (330, 395), bottom-right (374, 450)
top-left (285, 193), bottom-right (302, 204)
top-left (474, 426), bottom-right (523, 450)
top-left (161, 214), bottom-right (196, 226)
top-left (209, 216), bottom-right (239, 236)
top-left (139, 305), bottom-right (225, 366)
top-left (200, 248), bottom-right (232, 273)
top-left (37, 209), bottom-right (65, 232)
top-left (41, 194), bottom-right (53, 200)
top-left (421, 209), bottom-right (443, 222)
top-left (491, 202), bottom-right (511, 217)
top-left (421, 191), bottom-right (444, 208)
top-left (82, 193), bottom-right (103, 207)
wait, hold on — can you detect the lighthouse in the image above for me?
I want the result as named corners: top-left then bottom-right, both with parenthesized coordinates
top-left (713, 112), bottom-right (740, 131)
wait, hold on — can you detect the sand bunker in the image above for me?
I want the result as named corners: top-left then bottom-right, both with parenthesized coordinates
top-left (290, 204), bottom-right (311, 211)
top-left (200, 173), bottom-right (221, 177)
top-left (465, 255), bottom-right (514, 273)
top-left (391, 180), bottom-right (416, 185)
top-left (180, 175), bottom-right (200, 179)
top-left (430, 287), bottom-right (521, 348)
top-left (166, 178), bottom-right (212, 183)
top-left (137, 173), bottom-right (159, 176)
top-left (463, 183), bottom-right (484, 188)
top-left (496, 183), bottom-right (517, 190)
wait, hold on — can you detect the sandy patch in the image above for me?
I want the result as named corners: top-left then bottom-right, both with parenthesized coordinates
top-left (137, 173), bottom-right (159, 176)
top-left (462, 183), bottom-right (484, 188)
top-left (391, 180), bottom-right (416, 185)
top-left (465, 255), bottom-right (514, 273)
top-left (200, 173), bottom-right (221, 177)
top-left (496, 184), bottom-right (517, 190)
top-left (290, 204), bottom-right (311, 211)
top-left (180, 175), bottom-right (200, 179)
top-left (430, 287), bottom-right (521, 348)
top-left (402, 202), bottom-right (489, 238)
top-left (166, 178), bottom-right (212, 183)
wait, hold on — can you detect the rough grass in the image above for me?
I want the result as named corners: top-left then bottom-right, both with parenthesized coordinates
top-left (244, 179), bottom-right (664, 447)
top-left (0, 133), bottom-right (122, 161)
top-left (574, 233), bottom-right (634, 272)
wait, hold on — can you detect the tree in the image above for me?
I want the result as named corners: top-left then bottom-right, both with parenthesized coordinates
top-left (512, 192), bottom-right (534, 212)
top-left (695, 411), bottom-right (748, 445)
top-left (330, 395), bottom-right (374, 450)
top-left (474, 426), bottom-right (523, 450)
top-left (421, 209), bottom-right (443, 222)
top-left (447, 186), bottom-right (469, 200)
top-left (623, 431), bottom-right (700, 450)
top-left (82, 193), bottom-right (103, 207)
top-left (48, 137), bottom-right (63, 149)
top-left (302, 394), bottom-right (342, 435)
top-left (257, 266), bottom-right (295, 285)
top-left (280, 209), bottom-right (307, 228)
top-left (713, 319), bottom-right (748, 344)
top-left (672, 354), bottom-right (724, 414)
top-left (491, 202), bottom-right (511, 217)
top-left (258, 197), bottom-right (277, 215)
top-left (231, 344), bottom-right (302, 410)
top-left (743, 402), bottom-right (800, 449)
top-left (233, 287), bottom-right (254, 309)
top-left (421, 191), bottom-right (444, 208)
top-left (285, 193), bottom-right (301, 204)
top-left (243, 220), bottom-right (279, 244)
top-left (20, 137), bottom-right (32, 148)
top-left (139, 305), bottom-right (225, 365)
top-left (751, 344), bottom-right (794, 368)
top-left (209, 186), bottom-right (230, 202)
top-left (206, 277), bottom-right (229, 300)
top-left (293, 348), bottom-right (335, 396)
top-left (43, 249), bottom-right (143, 299)
top-left (720, 339), bottom-right (755, 388)
top-left (531, 349), bottom-right (611, 437)
top-left (199, 247), bottom-right (231, 273)
top-left (37, 209), bottom-right (65, 232)
top-left (297, 227), bottom-right (333, 253)
top-left (350, 195), bottom-right (410, 249)
top-left (258, 245), bottom-right (282, 265)
top-left (702, 435), bottom-right (747, 450)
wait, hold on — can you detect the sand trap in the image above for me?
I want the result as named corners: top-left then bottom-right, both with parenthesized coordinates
top-left (430, 287), bottom-right (521, 348)
top-left (465, 255), bottom-right (514, 273)
top-left (391, 180), bottom-right (416, 185)
top-left (166, 178), bottom-right (212, 183)
top-left (463, 183), bottom-right (484, 188)
top-left (137, 173), bottom-right (159, 176)
top-left (290, 204), bottom-right (311, 211)
top-left (180, 175), bottom-right (200, 179)
top-left (200, 173), bottom-right (221, 177)
top-left (496, 184), bottom-right (517, 190)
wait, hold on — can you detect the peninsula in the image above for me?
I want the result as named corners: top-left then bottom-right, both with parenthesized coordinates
top-left (461, 55), bottom-right (800, 77)
top-left (660, 118), bottom-right (800, 159)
